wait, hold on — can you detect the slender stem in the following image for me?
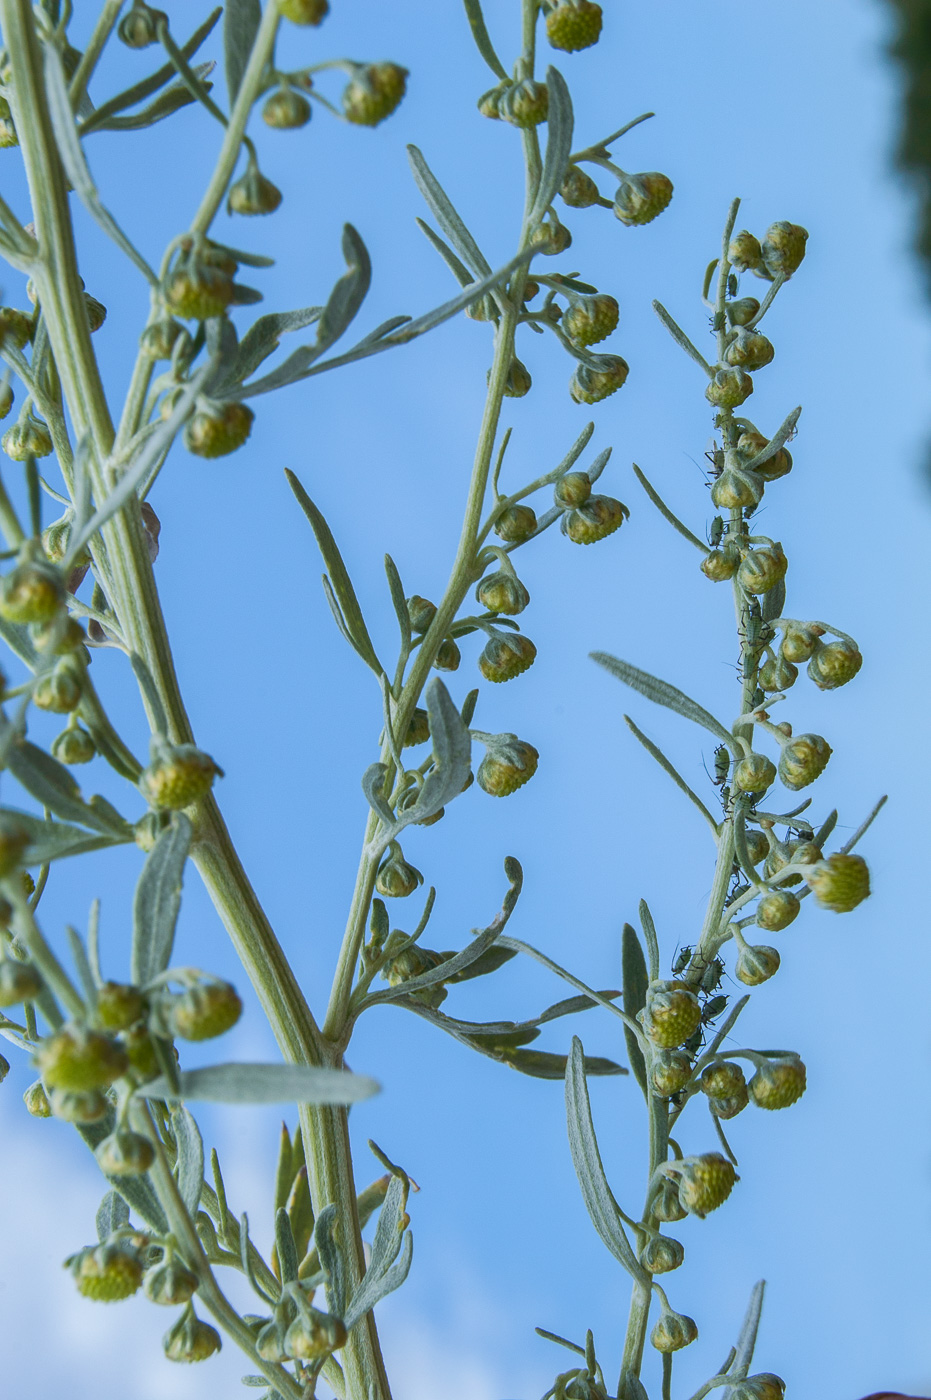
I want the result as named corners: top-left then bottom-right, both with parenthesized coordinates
top-left (68, 0), bottom-right (124, 112)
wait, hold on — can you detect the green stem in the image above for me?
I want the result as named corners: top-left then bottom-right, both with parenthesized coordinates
top-left (68, 0), bottom-right (124, 112)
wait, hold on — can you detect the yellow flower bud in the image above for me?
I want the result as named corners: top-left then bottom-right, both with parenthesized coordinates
top-left (749, 1057), bottom-right (806, 1109)
top-left (804, 853), bottom-right (870, 912)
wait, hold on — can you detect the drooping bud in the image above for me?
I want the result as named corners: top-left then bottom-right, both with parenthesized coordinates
top-left (85, 294), bottom-right (107, 333)
top-left (531, 217), bottom-right (572, 255)
top-left (278, 0), bottom-right (329, 23)
top-left (35, 1023), bottom-right (129, 1091)
top-left (478, 631), bottom-right (537, 683)
top-left (406, 596), bottom-right (437, 633)
top-left (3, 413), bottom-right (53, 460)
top-left (569, 354), bottom-right (630, 404)
top-left (140, 317), bottom-right (186, 360)
top-left (729, 1375), bottom-right (786, 1400)
top-left (51, 724), bottom-right (97, 765)
top-left (780, 625), bottom-right (821, 663)
top-left (563, 295), bottom-right (619, 347)
top-left (95, 1128), bottom-right (156, 1176)
top-left (724, 329), bottom-right (775, 372)
top-left (343, 63), bottom-right (409, 126)
top-left (501, 357), bottom-right (532, 397)
top-left (733, 752), bottom-right (776, 794)
top-left (0, 381), bottom-right (13, 419)
top-left (804, 853), bottom-right (870, 912)
top-left (545, 0), bottom-right (604, 52)
top-left (726, 297), bottom-right (761, 326)
top-left (375, 847), bottom-right (423, 899)
top-left (700, 1060), bottom-right (746, 1099)
top-left (728, 230), bottom-right (763, 273)
top-left (164, 982), bottom-right (243, 1041)
top-left (477, 81), bottom-right (508, 120)
top-left (778, 732), bottom-right (832, 791)
top-left (284, 1306), bottom-right (348, 1360)
top-left (434, 637), bottom-right (461, 671)
top-left (67, 1242), bottom-right (144, 1301)
top-left (118, 1), bottom-right (166, 47)
top-left (671, 1152), bottom-right (738, 1217)
top-left (735, 942), bottom-right (780, 985)
top-left (96, 982), bottom-right (146, 1033)
top-left (652, 1178), bottom-right (688, 1223)
top-left (613, 172), bottom-right (674, 226)
top-left (760, 221), bottom-right (808, 279)
top-left (494, 504), bottom-right (537, 544)
top-left (163, 1303), bottom-right (222, 1362)
top-left (184, 399), bottom-right (254, 457)
top-left (749, 1056), bottom-right (806, 1109)
top-left (560, 164), bottom-right (601, 208)
top-left (650, 1048), bottom-right (693, 1097)
top-left (706, 366), bottom-right (754, 409)
top-left (639, 1234), bottom-right (684, 1274)
top-left (119, 1022), bottom-right (163, 1081)
top-left (701, 546), bottom-right (740, 583)
top-left (711, 467), bottom-right (763, 511)
top-left (263, 86), bottom-right (312, 129)
top-left (144, 1255), bottom-right (199, 1306)
top-left (737, 544), bottom-right (788, 596)
top-left (743, 828), bottom-right (770, 865)
top-left (562, 494), bottom-right (628, 544)
top-left (23, 1079), bottom-right (52, 1117)
top-left (0, 307), bottom-right (32, 350)
top-left (228, 161), bottom-right (283, 216)
top-left (758, 655), bottom-right (797, 692)
top-left (477, 735), bottom-right (539, 796)
top-left (641, 981), bottom-right (702, 1050)
top-left (49, 1087), bottom-right (110, 1123)
top-left (807, 638), bottom-right (862, 691)
top-left (404, 707), bottom-right (431, 747)
top-left (0, 957), bottom-right (43, 1007)
top-left (755, 889), bottom-right (800, 931)
top-left (476, 572), bottom-right (529, 615)
top-left (140, 744), bottom-right (222, 809)
top-left (554, 472), bottom-right (592, 508)
top-left (499, 78), bottom-right (549, 127)
top-left (164, 263), bottom-right (234, 321)
top-left (34, 662), bottom-right (83, 714)
top-left (651, 1309), bottom-right (698, 1352)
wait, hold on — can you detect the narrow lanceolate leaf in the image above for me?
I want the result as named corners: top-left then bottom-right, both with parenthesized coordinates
top-left (95, 1189), bottom-right (130, 1243)
top-left (402, 678), bottom-right (471, 825)
top-left (361, 763), bottom-right (394, 827)
top-left (79, 9), bottom-right (221, 133)
top-left (223, 0), bottom-right (261, 104)
top-left (275, 1207), bottom-right (299, 1285)
top-left (172, 1104), bottom-right (205, 1217)
top-left (407, 146), bottom-right (493, 279)
top-left (314, 1205), bottom-right (346, 1319)
top-left (3, 808), bottom-right (127, 864)
top-left (742, 406), bottom-right (801, 473)
top-left (565, 1038), bottom-right (645, 1281)
top-left (131, 814), bottom-right (192, 987)
top-left (761, 579), bottom-right (786, 625)
top-left (729, 1279), bottom-right (766, 1380)
top-left (415, 218), bottom-right (473, 288)
top-left (462, 0), bottom-right (509, 78)
top-left (501, 1047), bottom-right (623, 1079)
top-left (139, 1062), bottom-right (380, 1105)
top-left (6, 741), bottom-right (122, 833)
top-left (624, 716), bottom-right (719, 836)
top-left (621, 924), bottom-right (649, 1099)
top-left (591, 652), bottom-right (736, 749)
top-left (86, 78), bottom-right (204, 133)
top-left (384, 555), bottom-right (412, 652)
top-left (345, 1173), bottom-right (411, 1329)
top-left (316, 225), bottom-right (372, 353)
top-left (229, 305), bottom-right (323, 386)
top-left (531, 68), bottom-right (574, 225)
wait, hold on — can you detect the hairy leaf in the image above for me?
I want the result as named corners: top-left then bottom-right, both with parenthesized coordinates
top-left (95, 1189), bottom-right (130, 1243)
top-left (316, 225), bottom-right (372, 353)
top-left (140, 1062), bottom-right (379, 1105)
top-left (172, 1104), bottom-right (205, 1217)
top-left (224, 0), bottom-right (261, 105)
top-left (462, 0), bottom-right (508, 78)
top-left (591, 652), bottom-right (736, 749)
top-left (131, 814), bottom-right (192, 987)
top-left (621, 924), bottom-right (649, 1098)
top-left (407, 145), bottom-right (493, 279)
top-left (79, 9), bottom-right (221, 133)
top-left (275, 1206), bottom-right (300, 1285)
top-left (6, 740), bottom-right (124, 833)
top-left (531, 68), bottom-right (574, 225)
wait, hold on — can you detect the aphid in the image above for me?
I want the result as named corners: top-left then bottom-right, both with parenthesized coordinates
top-left (727, 272), bottom-right (739, 298)
top-left (699, 956), bottom-right (725, 995)
top-left (712, 745), bottom-right (730, 786)
top-left (708, 515), bottom-right (725, 548)
top-left (725, 881), bottom-right (750, 906)
top-left (701, 993), bottom-right (728, 1024)
top-left (672, 945), bottom-right (693, 976)
top-left (704, 443), bottom-right (725, 483)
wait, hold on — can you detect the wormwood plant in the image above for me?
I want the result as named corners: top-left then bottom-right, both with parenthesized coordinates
top-left (0, 1), bottom-right (879, 1398)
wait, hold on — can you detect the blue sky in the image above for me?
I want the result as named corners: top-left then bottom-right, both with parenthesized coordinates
top-left (0, 2), bottom-right (928, 1398)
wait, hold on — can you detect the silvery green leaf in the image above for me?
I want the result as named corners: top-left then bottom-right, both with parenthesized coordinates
top-left (95, 1189), bottom-right (130, 1243)
top-left (87, 77), bottom-right (207, 132)
top-left (131, 814), bottom-right (192, 987)
top-left (725, 1280), bottom-right (766, 1388)
top-left (274, 1207), bottom-right (299, 1285)
top-left (638, 900), bottom-right (660, 981)
top-left (462, 0), bottom-right (508, 78)
top-left (6, 741), bottom-right (119, 833)
top-left (316, 224), bottom-right (372, 354)
top-left (239, 1211), bottom-right (274, 1303)
top-left (314, 1205), bottom-right (346, 1319)
top-left (0, 615), bottom-right (37, 668)
top-left (229, 306), bottom-right (323, 386)
top-left (621, 924), bottom-right (648, 1099)
top-left (79, 10), bottom-right (221, 133)
top-left (632, 465), bottom-right (708, 554)
top-left (345, 1174), bottom-right (411, 1328)
top-left (172, 1104), bottom-right (205, 1217)
top-left (415, 218), bottom-right (473, 289)
top-left (502, 1047), bottom-right (622, 1079)
top-left (384, 555), bottom-right (411, 652)
top-left (240, 1379), bottom-right (268, 1389)
top-left (591, 652), bottom-right (736, 749)
top-left (399, 678), bottom-right (471, 826)
top-left (224, 0), bottom-right (261, 104)
top-left (761, 579), bottom-right (786, 624)
top-left (407, 146), bottom-right (493, 279)
top-left (352, 315), bottom-right (413, 348)
top-left (624, 716), bottom-right (718, 835)
top-left (321, 575), bottom-right (362, 658)
top-left (346, 1232), bottom-right (413, 1329)
top-left (229, 283), bottom-right (264, 306)
top-left (0, 808), bottom-right (125, 864)
top-left (565, 1038), bottom-right (645, 1279)
top-left (530, 68), bottom-right (574, 226)
top-left (814, 809), bottom-right (838, 848)
top-left (742, 407), bottom-right (801, 473)
top-left (204, 315), bottom-right (241, 392)
top-left (445, 944), bottom-right (517, 983)
top-left (361, 764), bottom-right (394, 828)
top-left (66, 925), bottom-right (97, 1005)
top-left (140, 1062), bottom-right (380, 1105)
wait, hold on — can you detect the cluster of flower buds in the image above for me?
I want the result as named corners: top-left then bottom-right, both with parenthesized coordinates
top-left (378, 928), bottom-right (449, 1009)
top-left (760, 620), bottom-right (863, 695)
top-left (555, 470), bottom-right (629, 543)
top-left (729, 222), bottom-right (809, 282)
top-left (256, 1288), bottom-right (346, 1363)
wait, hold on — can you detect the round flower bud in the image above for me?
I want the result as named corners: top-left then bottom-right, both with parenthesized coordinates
top-left (531, 219), bottom-right (572, 255)
top-left (642, 981), bottom-right (702, 1050)
top-left (761, 221), bottom-right (808, 279)
top-left (749, 1057), bottom-right (806, 1109)
top-left (563, 295), bottom-right (619, 347)
top-left (85, 294), bottom-right (107, 333)
top-left (34, 665), bottom-right (83, 714)
top-left (164, 982), bottom-right (243, 1041)
top-left (744, 828), bottom-right (769, 865)
top-left (23, 1078), bottom-right (52, 1118)
top-left (284, 1306), bottom-right (348, 1360)
top-left (0, 97), bottom-right (18, 148)
top-left (51, 724), bottom-right (96, 765)
top-left (478, 631), bottom-right (537, 683)
top-left (33, 614), bottom-right (86, 656)
top-left (652, 1178), bottom-right (688, 1223)
top-left (68, 1243), bottom-right (144, 1301)
top-left (263, 86), bottom-right (312, 129)
top-left (164, 1304), bottom-right (222, 1362)
top-left (477, 736), bottom-right (539, 797)
top-left (0, 307), bottom-right (33, 350)
top-left (554, 472), bottom-right (592, 508)
top-left (140, 745), bottom-right (222, 809)
top-left (228, 166), bottom-right (282, 216)
top-left (164, 264), bottom-right (234, 321)
top-left (562, 494), bottom-right (628, 545)
top-left (728, 230), bottom-right (763, 273)
top-left (755, 889), bottom-right (800, 931)
top-left (706, 366), bottom-right (754, 409)
top-left (737, 543), bottom-right (788, 596)
top-left (375, 849), bottom-right (423, 899)
top-left (733, 752), bottom-right (776, 794)
top-left (727, 297), bottom-right (761, 326)
top-left (0, 957), bottom-right (43, 1007)
top-left (650, 1048), bottom-right (693, 1098)
top-left (736, 432), bottom-right (792, 482)
top-left (0, 381), bottom-right (14, 419)
top-left (780, 626), bottom-right (820, 663)
top-left (711, 468), bottom-right (763, 511)
top-left (343, 63), bottom-right (409, 126)
top-left (700, 1060), bottom-right (746, 1099)
top-left (434, 637), bottom-right (461, 671)
top-left (140, 317), bottom-right (186, 360)
top-left (35, 1023), bottom-right (129, 1091)
top-left (96, 981), bottom-right (146, 1033)
top-left (118, 2), bottom-right (165, 47)
top-left (119, 1022), bottom-right (162, 1081)
top-left (613, 172), bottom-right (674, 227)
top-left (807, 638), bottom-right (862, 691)
top-left (494, 504), bottom-right (537, 544)
top-left (778, 733), bottom-right (832, 791)
top-left (404, 707), bottom-right (430, 747)
top-left (477, 82), bottom-right (508, 120)
top-left (804, 853), bottom-right (870, 912)
top-left (639, 1234), bottom-right (684, 1274)
top-left (758, 655), bottom-right (797, 692)
top-left (95, 1128), bottom-right (156, 1177)
top-left (406, 596), bottom-right (437, 633)
top-left (144, 1256), bottom-right (199, 1306)
top-left (673, 1152), bottom-right (738, 1217)
top-left (735, 942), bottom-right (780, 986)
top-left (502, 357), bottom-right (532, 397)
top-left (184, 399), bottom-right (254, 457)
top-left (49, 1087), bottom-right (110, 1123)
top-left (710, 1086), bottom-right (749, 1119)
top-left (278, 0), bottom-right (329, 22)
top-left (560, 164), bottom-right (601, 208)
top-left (724, 329), bottom-right (775, 372)
top-left (545, 0), bottom-right (603, 52)
top-left (0, 812), bottom-right (28, 877)
top-left (569, 355), bottom-right (630, 404)
top-left (730, 1375), bottom-right (785, 1400)
top-left (651, 1310), bottom-right (698, 1353)
top-left (3, 414), bottom-right (53, 460)
top-left (499, 78), bottom-right (549, 127)
top-left (701, 547), bottom-right (739, 583)
top-left (476, 572), bottom-right (529, 615)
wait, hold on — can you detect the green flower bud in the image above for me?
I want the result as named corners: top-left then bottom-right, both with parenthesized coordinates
top-left (554, 472), bottom-right (592, 508)
top-left (0, 381), bottom-right (14, 419)
top-left (724, 329), bottom-right (774, 372)
top-left (671, 1152), bottom-right (738, 1217)
top-left (118, 2), bottom-right (166, 47)
top-left (96, 981), bottom-right (146, 1033)
top-left (375, 848), bottom-right (423, 899)
top-left (780, 625), bottom-right (821, 663)
top-left (476, 572), bottom-right (529, 615)
top-left (735, 941), bottom-right (780, 985)
top-left (735, 430), bottom-right (792, 481)
top-left (0, 957), bottom-right (43, 1007)
top-left (477, 82), bottom-right (508, 120)
top-left (729, 1375), bottom-right (785, 1400)
top-left (140, 318), bottom-right (186, 360)
top-left (49, 1087), bottom-right (110, 1123)
top-left (760, 221), bottom-right (808, 279)
top-left (494, 504), bottom-right (538, 544)
top-left (0, 96), bottom-right (18, 148)
top-left (343, 63), bottom-right (408, 126)
top-left (652, 1178), bottom-right (688, 1223)
top-left (650, 1047), bottom-right (693, 1097)
top-left (501, 357), bottom-right (532, 397)
top-left (755, 889), bottom-right (800, 931)
top-left (406, 595), bottom-right (437, 633)
top-left (85, 294), bottom-right (107, 333)
top-left (0, 812), bottom-right (29, 877)
top-left (68, 1242), bottom-right (144, 1301)
top-left (651, 1309), bottom-right (698, 1352)
top-left (184, 400), bottom-right (254, 457)
top-left (3, 413), bottom-right (53, 460)
top-left (743, 828), bottom-right (770, 865)
top-left (278, 0), bottom-right (329, 22)
top-left (613, 172), bottom-right (674, 226)
top-left (263, 86), bottom-right (312, 129)
top-left (33, 614), bottom-right (86, 656)
top-left (140, 744), bottom-right (222, 809)
top-left (144, 1255), bottom-right (199, 1306)
top-left (733, 752), bottom-right (776, 794)
top-left (95, 1128), bottom-right (156, 1176)
top-left (706, 366), bottom-right (754, 409)
top-left (758, 655), bottom-right (797, 692)
top-left (804, 853), bottom-right (870, 912)
top-left (36, 1023), bottom-right (128, 1091)
top-left (560, 164), bottom-right (601, 208)
top-left (499, 78), bottom-right (549, 127)
top-left (778, 732), bottom-right (831, 791)
top-left (737, 543), bottom-right (788, 595)
top-left (434, 637), bottom-right (461, 671)
top-left (164, 982), bottom-right (243, 1041)
top-left (51, 724), bottom-right (96, 765)
top-left (711, 1086), bottom-right (750, 1119)
top-left (642, 981), bottom-right (702, 1050)
top-left (711, 467), bottom-right (763, 510)
top-left (563, 295), bottom-right (619, 347)
top-left (562, 494), bottom-right (628, 544)
top-left (728, 230), bottom-right (763, 272)
top-left (749, 1057), bottom-right (806, 1109)
top-left (0, 307), bottom-right (33, 350)
top-left (639, 1234), bottom-right (684, 1274)
top-left (700, 1060), bottom-right (746, 1099)
top-left (477, 735), bottom-right (539, 796)
top-left (404, 706), bottom-right (431, 747)
top-left (569, 355), bottom-right (630, 404)
top-left (164, 264), bottom-right (235, 321)
top-left (34, 664), bottom-right (83, 714)
top-left (23, 1077), bottom-right (51, 1118)
top-left (284, 1306), bottom-right (348, 1360)
top-left (531, 218), bottom-right (572, 254)
top-left (478, 631), bottom-right (537, 683)
top-left (726, 297), bottom-right (761, 326)
top-left (701, 546), bottom-right (740, 582)
top-left (119, 1022), bottom-right (163, 1081)
top-left (545, 0), bottom-right (603, 51)
top-left (807, 638), bottom-right (862, 690)
top-left (164, 1304), bottom-right (222, 1362)
top-left (228, 164), bottom-right (283, 216)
